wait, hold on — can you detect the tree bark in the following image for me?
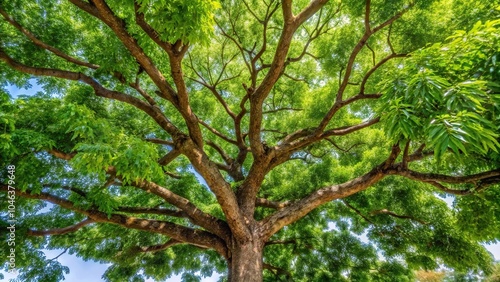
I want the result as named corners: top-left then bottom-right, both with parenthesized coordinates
top-left (228, 240), bottom-right (264, 282)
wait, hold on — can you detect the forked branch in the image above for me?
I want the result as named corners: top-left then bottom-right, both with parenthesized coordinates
top-left (318, 3), bottom-right (413, 131)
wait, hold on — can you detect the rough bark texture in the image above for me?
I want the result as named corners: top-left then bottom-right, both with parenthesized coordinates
top-left (228, 240), bottom-right (264, 282)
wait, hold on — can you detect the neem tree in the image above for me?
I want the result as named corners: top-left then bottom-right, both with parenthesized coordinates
top-left (1, 0), bottom-right (500, 281)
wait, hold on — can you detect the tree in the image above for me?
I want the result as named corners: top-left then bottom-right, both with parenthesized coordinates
top-left (416, 270), bottom-right (446, 282)
top-left (1, 0), bottom-right (500, 281)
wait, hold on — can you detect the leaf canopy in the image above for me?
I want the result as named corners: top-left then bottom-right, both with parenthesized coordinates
top-left (0, 0), bottom-right (500, 281)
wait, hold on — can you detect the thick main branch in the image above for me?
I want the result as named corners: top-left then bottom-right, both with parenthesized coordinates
top-left (132, 180), bottom-right (231, 241)
top-left (259, 145), bottom-right (402, 240)
top-left (70, 0), bottom-right (177, 102)
top-left (0, 48), bottom-right (181, 137)
top-left (260, 164), bottom-right (386, 240)
top-left (0, 184), bottom-right (228, 257)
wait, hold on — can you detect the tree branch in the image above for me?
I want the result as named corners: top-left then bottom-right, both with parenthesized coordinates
top-left (133, 1), bottom-right (171, 54)
top-left (260, 163), bottom-right (386, 240)
top-left (343, 200), bottom-right (374, 224)
top-left (263, 107), bottom-right (303, 114)
top-left (131, 180), bottom-right (231, 242)
top-left (70, 0), bottom-right (178, 103)
top-left (199, 119), bottom-right (238, 145)
top-left (370, 209), bottom-right (427, 225)
top-left (364, 0), bottom-right (372, 32)
top-left (265, 239), bottom-right (298, 246)
top-left (359, 53), bottom-right (408, 94)
top-left (371, 2), bottom-right (414, 34)
top-left (394, 168), bottom-right (500, 195)
top-left (136, 1), bottom-right (202, 146)
top-left (321, 117), bottom-right (381, 137)
top-left (248, 0), bottom-right (329, 158)
top-left (186, 58), bottom-right (237, 120)
top-left (293, 0), bottom-right (330, 26)
top-left (0, 48), bottom-right (181, 136)
top-left (263, 263), bottom-right (292, 280)
top-left (206, 141), bottom-right (231, 163)
top-left (260, 146), bottom-right (400, 240)
top-left (115, 207), bottom-right (187, 218)
top-left (133, 2), bottom-right (206, 132)
top-left (49, 249), bottom-right (69, 261)
top-left (47, 149), bottom-right (76, 161)
top-left (42, 184), bottom-right (87, 198)
top-left (256, 198), bottom-right (292, 210)
top-left (234, 1), bottom-right (331, 219)
top-left (132, 239), bottom-right (181, 253)
top-left (0, 8), bottom-right (99, 69)
top-left (158, 149), bottom-right (181, 166)
top-left (168, 52), bottom-right (205, 147)
top-left (28, 218), bottom-right (94, 236)
top-left (397, 168), bottom-right (500, 185)
top-left (325, 138), bottom-right (365, 153)
top-left (288, 2), bottom-right (339, 64)
top-left (0, 184), bottom-right (228, 257)
top-left (274, 116), bottom-right (380, 163)
top-left (145, 138), bottom-right (174, 146)
top-left (317, 4), bottom-right (412, 132)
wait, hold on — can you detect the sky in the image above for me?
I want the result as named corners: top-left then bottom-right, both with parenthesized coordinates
top-left (2, 82), bottom-right (500, 281)
top-left (4, 81), bottom-right (44, 98)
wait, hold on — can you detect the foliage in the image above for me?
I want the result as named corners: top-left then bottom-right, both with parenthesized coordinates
top-left (135, 0), bottom-right (220, 44)
top-left (379, 19), bottom-right (500, 161)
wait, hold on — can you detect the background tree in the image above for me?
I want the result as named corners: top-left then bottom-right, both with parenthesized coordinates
top-left (486, 263), bottom-right (500, 282)
top-left (1, 0), bottom-right (500, 281)
top-left (416, 270), bottom-right (446, 282)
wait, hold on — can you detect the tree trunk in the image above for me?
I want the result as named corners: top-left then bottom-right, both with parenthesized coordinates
top-left (228, 240), bottom-right (264, 282)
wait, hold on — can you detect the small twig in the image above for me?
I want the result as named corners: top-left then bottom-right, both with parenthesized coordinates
top-left (48, 149), bottom-right (76, 161)
top-left (158, 149), bottom-right (181, 166)
top-left (325, 138), bottom-right (365, 153)
top-left (370, 209), bottom-right (427, 225)
top-left (49, 248), bottom-right (69, 261)
top-left (342, 200), bottom-right (375, 224)
top-left (198, 119), bottom-right (238, 145)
